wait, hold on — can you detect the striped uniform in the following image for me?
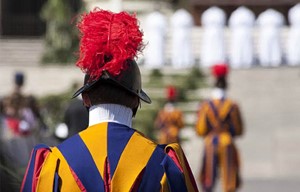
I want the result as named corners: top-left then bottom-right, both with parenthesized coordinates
top-left (195, 98), bottom-right (243, 192)
top-left (154, 108), bottom-right (184, 144)
top-left (21, 122), bottom-right (198, 192)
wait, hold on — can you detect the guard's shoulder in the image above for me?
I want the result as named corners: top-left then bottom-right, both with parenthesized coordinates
top-left (34, 143), bottom-right (51, 150)
top-left (198, 99), bottom-right (210, 109)
top-left (132, 129), bottom-right (160, 148)
top-left (21, 144), bottom-right (52, 191)
top-left (30, 144), bottom-right (52, 164)
top-left (164, 143), bottom-right (183, 155)
top-left (224, 98), bottom-right (239, 108)
top-left (31, 144), bottom-right (52, 155)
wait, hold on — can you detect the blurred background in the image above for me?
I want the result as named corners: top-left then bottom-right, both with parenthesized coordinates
top-left (0, 0), bottom-right (300, 191)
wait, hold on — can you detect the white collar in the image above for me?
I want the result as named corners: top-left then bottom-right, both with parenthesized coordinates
top-left (212, 88), bottom-right (226, 100)
top-left (88, 104), bottom-right (132, 127)
top-left (164, 102), bottom-right (175, 112)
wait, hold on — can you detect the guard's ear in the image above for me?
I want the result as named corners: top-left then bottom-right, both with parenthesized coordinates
top-left (82, 93), bottom-right (92, 107)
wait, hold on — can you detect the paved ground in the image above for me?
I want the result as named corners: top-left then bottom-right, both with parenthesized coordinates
top-left (241, 178), bottom-right (300, 192)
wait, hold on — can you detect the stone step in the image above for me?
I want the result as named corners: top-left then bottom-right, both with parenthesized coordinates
top-left (0, 39), bottom-right (44, 66)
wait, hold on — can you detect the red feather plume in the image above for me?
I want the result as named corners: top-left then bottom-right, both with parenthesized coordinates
top-left (76, 8), bottom-right (144, 81)
top-left (166, 85), bottom-right (177, 102)
top-left (211, 63), bottom-right (229, 78)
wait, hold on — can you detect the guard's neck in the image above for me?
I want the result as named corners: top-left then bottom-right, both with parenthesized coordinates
top-left (88, 104), bottom-right (132, 127)
top-left (212, 88), bottom-right (226, 100)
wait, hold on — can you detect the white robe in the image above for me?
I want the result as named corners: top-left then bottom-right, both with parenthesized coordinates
top-left (229, 6), bottom-right (255, 69)
top-left (171, 9), bottom-right (195, 69)
top-left (144, 11), bottom-right (167, 69)
top-left (257, 9), bottom-right (284, 67)
top-left (287, 3), bottom-right (300, 66)
top-left (200, 6), bottom-right (226, 68)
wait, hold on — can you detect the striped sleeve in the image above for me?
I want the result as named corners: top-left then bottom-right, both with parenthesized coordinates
top-left (174, 110), bottom-right (184, 129)
top-left (229, 103), bottom-right (244, 136)
top-left (162, 143), bottom-right (199, 192)
top-left (20, 144), bottom-right (51, 192)
top-left (195, 102), bottom-right (209, 136)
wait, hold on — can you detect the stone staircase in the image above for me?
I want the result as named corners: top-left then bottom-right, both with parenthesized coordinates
top-left (138, 67), bottom-right (208, 119)
top-left (0, 38), bottom-right (44, 67)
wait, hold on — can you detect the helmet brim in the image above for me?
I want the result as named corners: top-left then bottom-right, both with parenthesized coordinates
top-left (72, 71), bottom-right (151, 104)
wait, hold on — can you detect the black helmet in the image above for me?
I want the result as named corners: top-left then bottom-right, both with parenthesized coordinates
top-left (73, 10), bottom-right (150, 104)
top-left (72, 60), bottom-right (151, 104)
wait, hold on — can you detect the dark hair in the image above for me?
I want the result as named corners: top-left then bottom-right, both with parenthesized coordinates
top-left (86, 81), bottom-right (139, 111)
top-left (214, 76), bottom-right (227, 90)
top-left (15, 72), bottom-right (25, 87)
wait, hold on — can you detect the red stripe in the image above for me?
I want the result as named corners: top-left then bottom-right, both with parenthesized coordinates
top-left (166, 148), bottom-right (184, 172)
top-left (20, 148), bottom-right (50, 191)
top-left (104, 157), bottom-right (111, 192)
top-left (32, 149), bottom-right (50, 191)
top-left (70, 167), bottom-right (87, 192)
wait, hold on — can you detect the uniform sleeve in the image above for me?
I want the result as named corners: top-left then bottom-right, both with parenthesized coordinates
top-left (229, 104), bottom-right (244, 136)
top-left (175, 110), bottom-right (184, 129)
top-left (161, 143), bottom-right (199, 192)
top-left (20, 144), bottom-right (51, 192)
top-left (195, 102), bottom-right (209, 136)
top-left (21, 145), bottom-right (83, 192)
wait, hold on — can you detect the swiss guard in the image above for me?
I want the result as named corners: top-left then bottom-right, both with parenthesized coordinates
top-left (21, 9), bottom-right (198, 192)
top-left (195, 64), bottom-right (244, 192)
top-left (154, 86), bottom-right (184, 144)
